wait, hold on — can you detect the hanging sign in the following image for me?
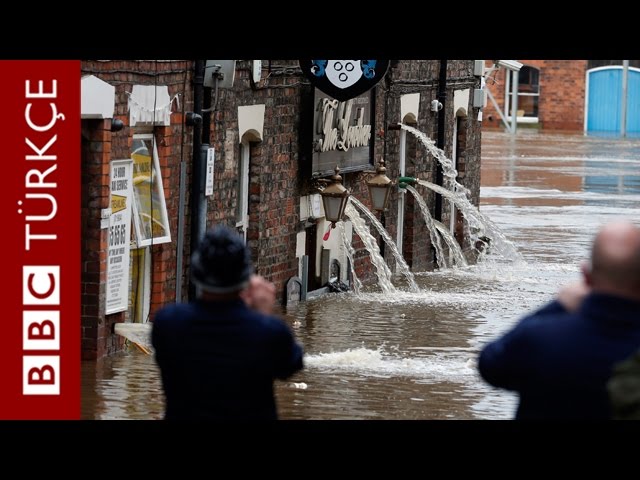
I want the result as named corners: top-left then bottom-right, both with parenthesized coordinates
top-left (312, 89), bottom-right (374, 175)
top-left (299, 60), bottom-right (390, 102)
top-left (106, 159), bottom-right (133, 315)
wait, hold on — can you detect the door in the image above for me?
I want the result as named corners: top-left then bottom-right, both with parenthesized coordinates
top-left (627, 68), bottom-right (640, 136)
top-left (587, 66), bottom-right (640, 136)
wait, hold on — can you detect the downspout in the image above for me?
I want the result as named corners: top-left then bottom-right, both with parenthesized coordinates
top-left (380, 83), bottom-right (388, 260)
top-left (434, 59), bottom-right (447, 222)
top-left (397, 128), bottom-right (406, 255)
top-left (202, 84), bottom-right (212, 145)
top-left (621, 60), bottom-right (629, 138)
top-left (188, 60), bottom-right (205, 301)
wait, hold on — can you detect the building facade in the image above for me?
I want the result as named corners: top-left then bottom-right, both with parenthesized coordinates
top-left (483, 60), bottom-right (588, 131)
top-left (80, 60), bottom-right (484, 359)
top-left (482, 60), bottom-right (640, 135)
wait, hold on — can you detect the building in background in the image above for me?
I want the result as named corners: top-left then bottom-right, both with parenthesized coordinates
top-left (482, 60), bottom-right (640, 136)
top-left (80, 60), bottom-right (484, 359)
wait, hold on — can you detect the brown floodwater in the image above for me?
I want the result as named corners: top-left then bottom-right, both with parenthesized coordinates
top-left (81, 130), bottom-right (640, 420)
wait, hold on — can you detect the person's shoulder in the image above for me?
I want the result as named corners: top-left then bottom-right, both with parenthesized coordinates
top-left (520, 301), bottom-right (573, 326)
top-left (510, 301), bottom-right (577, 340)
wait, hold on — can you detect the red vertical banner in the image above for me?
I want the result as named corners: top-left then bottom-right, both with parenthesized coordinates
top-left (0, 61), bottom-right (80, 419)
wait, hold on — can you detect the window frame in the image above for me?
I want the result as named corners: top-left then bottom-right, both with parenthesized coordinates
top-left (130, 133), bottom-right (172, 247)
top-left (235, 140), bottom-right (250, 242)
top-left (504, 66), bottom-right (541, 124)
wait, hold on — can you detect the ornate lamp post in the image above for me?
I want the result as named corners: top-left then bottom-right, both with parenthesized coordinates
top-left (366, 159), bottom-right (392, 212)
top-left (319, 165), bottom-right (350, 228)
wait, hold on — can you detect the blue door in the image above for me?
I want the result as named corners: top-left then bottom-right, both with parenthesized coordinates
top-left (627, 68), bottom-right (640, 136)
top-left (587, 67), bottom-right (640, 136)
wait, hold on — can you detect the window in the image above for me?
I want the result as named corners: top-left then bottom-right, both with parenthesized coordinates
top-left (236, 141), bottom-right (250, 241)
top-left (130, 134), bottom-right (171, 246)
top-left (127, 247), bottom-right (150, 323)
top-left (505, 65), bottom-right (540, 123)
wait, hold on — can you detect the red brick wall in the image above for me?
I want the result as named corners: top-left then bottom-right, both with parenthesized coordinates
top-left (80, 60), bottom-right (483, 358)
top-left (205, 61), bottom-right (302, 300)
top-left (378, 60), bottom-right (482, 270)
top-left (81, 61), bottom-right (195, 358)
top-left (81, 119), bottom-right (125, 359)
top-left (205, 60), bottom-right (482, 291)
top-left (540, 60), bottom-right (587, 130)
top-left (483, 60), bottom-right (587, 131)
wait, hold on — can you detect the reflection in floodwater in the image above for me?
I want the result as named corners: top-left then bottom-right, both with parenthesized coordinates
top-left (81, 350), bottom-right (164, 420)
top-left (82, 131), bottom-right (640, 420)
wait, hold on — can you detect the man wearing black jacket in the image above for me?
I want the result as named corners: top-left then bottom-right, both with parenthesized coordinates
top-left (152, 225), bottom-right (304, 420)
top-left (479, 221), bottom-right (640, 419)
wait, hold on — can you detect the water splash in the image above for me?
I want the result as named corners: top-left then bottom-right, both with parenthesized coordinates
top-left (417, 179), bottom-right (523, 262)
top-left (400, 122), bottom-right (523, 263)
top-left (305, 346), bottom-right (475, 382)
top-left (404, 185), bottom-right (448, 268)
top-left (349, 197), bottom-right (420, 292)
top-left (433, 219), bottom-right (468, 267)
top-left (338, 221), bottom-right (362, 295)
top-left (400, 123), bottom-right (470, 195)
top-left (344, 202), bottom-right (396, 294)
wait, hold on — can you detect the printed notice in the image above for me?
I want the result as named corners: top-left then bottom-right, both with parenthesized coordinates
top-left (106, 160), bottom-right (133, 314)
top-left (205, 147), bottom-right (215, 196)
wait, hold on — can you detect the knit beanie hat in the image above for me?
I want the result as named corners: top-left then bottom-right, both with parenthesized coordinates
top-left (191, 225), bottom-right (253, 293)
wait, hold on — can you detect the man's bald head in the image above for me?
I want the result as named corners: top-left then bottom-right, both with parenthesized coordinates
top-left (585, 221), bottom-right (640, 300)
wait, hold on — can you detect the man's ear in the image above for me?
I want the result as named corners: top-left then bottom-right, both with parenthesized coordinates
top-left (581, 260), bottom-right (593, 287)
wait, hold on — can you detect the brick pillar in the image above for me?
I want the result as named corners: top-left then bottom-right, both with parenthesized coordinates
top-left (81, 119), bottom-right (125, 360)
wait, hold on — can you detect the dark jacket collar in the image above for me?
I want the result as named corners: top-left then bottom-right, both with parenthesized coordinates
top-left (195, 298), bottom-right (246, 310)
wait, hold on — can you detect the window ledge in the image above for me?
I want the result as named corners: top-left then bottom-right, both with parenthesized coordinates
top-left (516, 117), bottom-right (539, 124)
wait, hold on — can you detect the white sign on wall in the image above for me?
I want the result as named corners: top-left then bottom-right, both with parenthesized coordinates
top-left (106, 159), bottom-right (134, 315)
top-left (205, 147), bottom-right (215, 197)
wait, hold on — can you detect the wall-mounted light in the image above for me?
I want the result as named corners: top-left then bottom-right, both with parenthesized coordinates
top-left (318, 165), bottom-right (350, 228)
top-left (185, 112), bottom-right (203, 127)
top-left (110, 118), bottom-right (125, 132)
top-left (366, 159), bottom-right (392, 212)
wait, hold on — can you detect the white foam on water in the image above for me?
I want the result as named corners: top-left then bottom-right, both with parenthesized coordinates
top-left (305, 346), bottom-right (476, 383)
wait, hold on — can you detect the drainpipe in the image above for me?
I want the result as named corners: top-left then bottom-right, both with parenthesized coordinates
top-left (510, 70), bottom-right (519, 134)
top-left (621, 60), bottom-right (629, 138)
top-left (202, 84), bottom-right (212, 145)
top-left (397, 128), bottom-right (407, 255)
top-left (434, 60), bottom-right (447, 222)
top-left (188, 60), bottom-right (206, 301)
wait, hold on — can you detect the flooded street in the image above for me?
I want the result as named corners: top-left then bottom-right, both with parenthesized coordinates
top-left (81, 130), bottom-right (640, 420)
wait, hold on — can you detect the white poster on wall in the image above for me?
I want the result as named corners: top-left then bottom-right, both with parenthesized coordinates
top-left (106, 159), bottom-right (134, 315)
top-left (205, 147), bottom-right (215, 196)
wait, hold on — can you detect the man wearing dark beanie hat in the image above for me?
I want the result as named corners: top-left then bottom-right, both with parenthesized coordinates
top-left (152, 224), bottom-right (304, 420)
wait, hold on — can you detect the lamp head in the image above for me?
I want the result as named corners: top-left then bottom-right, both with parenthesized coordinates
top-left (366, 159), bottom-right (392, 212)
top-left (320, 165), bottom-right (350, 227)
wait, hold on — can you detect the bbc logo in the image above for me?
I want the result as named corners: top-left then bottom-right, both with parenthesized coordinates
top-left (22, 266), bottom-right (60, 395)
top-left (23, 266), bottom-right (60, 305)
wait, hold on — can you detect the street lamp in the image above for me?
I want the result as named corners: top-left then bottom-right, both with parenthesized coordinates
top-left (366, 159), bottom-right (392, 212)
top-left (319, 165), bottom-right (350, 228)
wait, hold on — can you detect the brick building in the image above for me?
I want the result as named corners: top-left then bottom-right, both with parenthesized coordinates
top-left (483, 60), bottom-right (588, 131)
top-left (80, 60), bottom-right (483, 359)
top-left (482, 60), bottom-right (640, 134)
